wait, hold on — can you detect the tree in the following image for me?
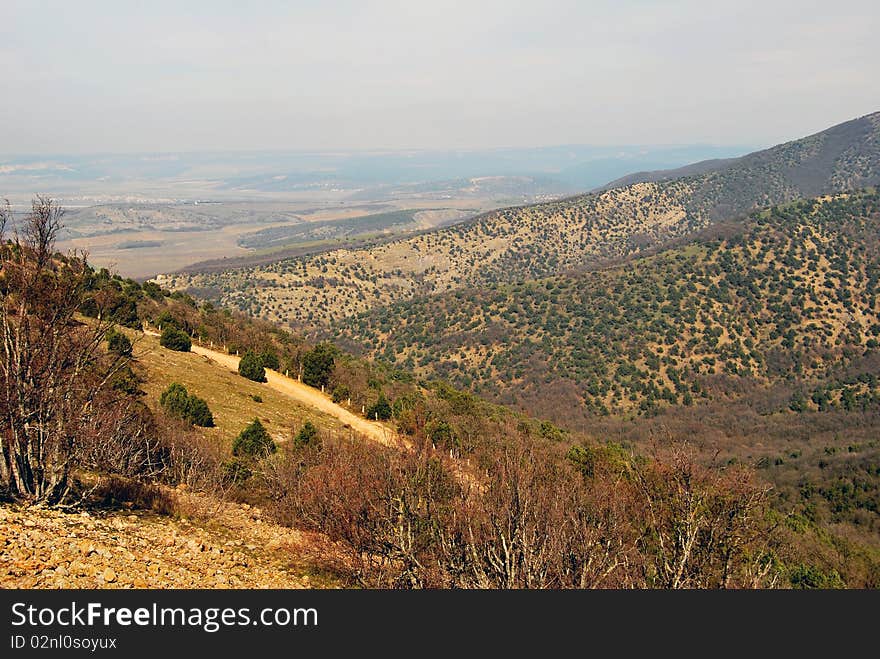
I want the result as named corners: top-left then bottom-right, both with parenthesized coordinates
top-left (302, 343), bottom-right (335, 388)
top-left (0, 197), bottom-right (135, 503)
top-left (160, 383), bottom-right (190, 419)
top-left (159, 326), bottom-right (191, 352)
top-left (107, 328), bottom-right (133, 357)
top-left (159, 382), bottom-right (214, 427)
top-left (185, 396), bottom-right (214, 428)
top-left (293, 421), bottom-right (320, 450)
top-left (366, 392), bottom-right (392, 421)
top-left (259, 350), bottom-right (280, 371)
top-left (238, 351), bottom-right (267, 382)
top-left (331, 384), bottom-right (350, 404)
top-left (232, 419), bottom-right (276, 457)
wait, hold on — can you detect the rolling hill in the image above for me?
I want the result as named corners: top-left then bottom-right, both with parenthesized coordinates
top-left (160, 112), bottom-right (880, 329)
top-left (332, 191), bottom-right (880, 421)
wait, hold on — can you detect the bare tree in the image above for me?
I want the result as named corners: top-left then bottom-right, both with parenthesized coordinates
top-left (0, 196), bottom-right (122, 504)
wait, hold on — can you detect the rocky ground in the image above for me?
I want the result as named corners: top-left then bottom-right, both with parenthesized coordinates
top-left (0, 487), bottom-right (343, 589)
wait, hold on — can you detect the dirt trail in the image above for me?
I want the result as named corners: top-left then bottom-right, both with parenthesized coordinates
top-left (144, 331), bottom-right (397, 447)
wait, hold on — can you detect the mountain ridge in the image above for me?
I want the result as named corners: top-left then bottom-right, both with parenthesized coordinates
top-left (161, 111), bottom-right (880, 329)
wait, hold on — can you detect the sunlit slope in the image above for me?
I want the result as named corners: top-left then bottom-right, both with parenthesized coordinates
top-left (332, 191), bottom-right (880, 417)
top-left (160, 112), bottom-right (880, 329)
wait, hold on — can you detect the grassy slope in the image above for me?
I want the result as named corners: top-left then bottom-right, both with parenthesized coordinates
top-left (131, 330), bottom-right (346, 447)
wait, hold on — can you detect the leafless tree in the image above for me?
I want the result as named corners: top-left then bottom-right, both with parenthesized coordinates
top-left (0, 196), bottom-right (123, 503)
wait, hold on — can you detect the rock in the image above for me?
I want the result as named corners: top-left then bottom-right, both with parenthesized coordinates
top-left (102, 568), bottom-right (117, 583)
top-left (54, 566), bottom-right (68, 577)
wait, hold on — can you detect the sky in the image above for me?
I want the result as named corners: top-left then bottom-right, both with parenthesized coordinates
top-left (1, 0), bottom-right (878, 154)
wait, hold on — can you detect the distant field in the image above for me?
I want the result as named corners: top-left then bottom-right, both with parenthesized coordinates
top-left (116, 239), bottom-right (164, 249)
top-left (238, 208), bottom-right (475, 250)
top-left (55, 199), bottom-right (491, 279)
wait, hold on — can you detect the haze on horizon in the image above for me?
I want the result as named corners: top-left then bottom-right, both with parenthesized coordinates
top-left (1, 0), bottom-right (879, 156)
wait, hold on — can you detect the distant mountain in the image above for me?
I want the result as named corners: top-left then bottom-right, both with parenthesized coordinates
top-left (597, 157), bottom-right (737, 190)
top-left (163, 112), bottom-right (880, 329)
top-left (0, 144), bottom-right (746, 203)
top-left (599, 111), bottom-right (880, 217)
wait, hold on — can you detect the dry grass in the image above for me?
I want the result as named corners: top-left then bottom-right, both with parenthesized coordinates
top-left (131, 331), bottom-right (345, 446)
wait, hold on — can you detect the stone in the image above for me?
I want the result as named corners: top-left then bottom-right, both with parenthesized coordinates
top-left (102, 568), bottom-right (117, 583)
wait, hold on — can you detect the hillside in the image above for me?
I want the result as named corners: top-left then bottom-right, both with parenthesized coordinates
top-left (159, 112), bottom-right (880, 328)
top-left (0, 492), bottom-right (339, 588)
top-left (4, 196), bottom-right (879, 588)
top-left (331, 190), bottom-right (880, 420)
top-left (601, 111), bottom-right (880, 203)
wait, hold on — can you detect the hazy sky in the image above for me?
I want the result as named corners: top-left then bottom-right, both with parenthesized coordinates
top-left (1, 0), bottom-right (878, 154)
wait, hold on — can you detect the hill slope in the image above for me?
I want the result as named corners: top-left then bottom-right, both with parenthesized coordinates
top-left (601, 111), bottom-right (880, 198)
top-left (331, 190), bottom-right (880, 419)
top-left (160, 112), bottom-right (880, 328)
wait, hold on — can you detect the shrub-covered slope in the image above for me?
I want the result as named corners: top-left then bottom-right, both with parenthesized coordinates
top-left (333, 191), bottom-right (880, 418)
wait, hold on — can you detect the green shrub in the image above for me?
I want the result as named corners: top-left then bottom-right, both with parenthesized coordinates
top-left (365, 392), bottom-right (392, 421)
top-left (222, 458), bottom-right (252, 484)
top-left (232, 419), bottom-right (276, 457)
top-left (259, 350), bottom-right (280, 371)
top-left (155, 310), bottom-right (181, 330)
top-left (142, 281), bottom-right (164, 301)
top-left (238, 351), bottom-right (267, 383)
top-left (159, 326), bottom-right (191, 352)
top-left (159, 383), bottom-right (214, 427)
top-left (331, 385), bottom-right (350, 404)
top-left (293, 421), bottom-right (320, 450)
top-left (788, 564), bottom-right (846, 589)
top-left (186, 396), bottom-right (215, 427)
top-left (107, 329), bottom-right (133, 357)
top-left (160, 383), bottom-right (190, 419)
top-left (302, 343), bottom-right (336, 388)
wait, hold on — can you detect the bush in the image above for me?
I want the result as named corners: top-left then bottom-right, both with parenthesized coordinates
top-left (259, 350), bottom-right (280, 371)
top-left (155, 310), bottom-right (181, 330)
top-left (106, 329), bottom-right (133, 357)
top-left (159, 383), bottom-right (190, 419)
top-left (232, 419), bottom-right (276, 457)
top-left (159, 326), bottom-right (191, 352)
top-left (302, 343), bottom-right (336, 388)
top-left (365, 392), bottom-right (392, 421)
top-left (293, 421), bottom-right (320, 450)
top-left (159, 383), bottom-right (214, 427)
top-left (238, 351), bottom-right (267, 383)
top-left (331, 385), bottom-right (350, 404)
top-left (186, 396), bottom-right (215, 427)
top-left (222, 458), bottom-right (252, 484)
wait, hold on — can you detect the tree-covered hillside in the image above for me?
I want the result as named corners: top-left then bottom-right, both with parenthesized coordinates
top-left (333, 191), bottom-right (880, 418)
top-left (163, 112), bottom-right (880, 329)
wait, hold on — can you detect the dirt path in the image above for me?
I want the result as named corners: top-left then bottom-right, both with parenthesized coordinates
top-left (144, 331), bottom-right (397, 447)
